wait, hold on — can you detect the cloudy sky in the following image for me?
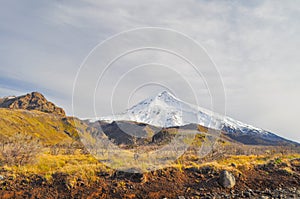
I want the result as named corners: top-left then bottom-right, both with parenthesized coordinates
top-left (0, 0), bottom-right (299, 142)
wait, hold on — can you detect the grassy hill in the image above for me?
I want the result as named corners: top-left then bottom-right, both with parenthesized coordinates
top-left (0, 108), bottom-right (84, 145)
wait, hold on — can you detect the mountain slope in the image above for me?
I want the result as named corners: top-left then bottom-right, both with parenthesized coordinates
top-left (0, 109), bottom-right (80, 145)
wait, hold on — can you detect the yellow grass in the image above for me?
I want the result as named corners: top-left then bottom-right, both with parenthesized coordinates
top-left (0, 109), bottom-right (71, 144)
top-left (2, 150), bottom-right (300, 188)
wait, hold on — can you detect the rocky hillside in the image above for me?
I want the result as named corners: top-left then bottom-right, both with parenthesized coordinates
top-left (0, 92), bottom-right (65, 117)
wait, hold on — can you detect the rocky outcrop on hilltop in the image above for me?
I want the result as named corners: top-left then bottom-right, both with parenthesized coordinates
top-left (0, 92), bottom-right (65, 116)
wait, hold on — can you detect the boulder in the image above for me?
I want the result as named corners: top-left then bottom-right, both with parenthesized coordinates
top-left (218, 170), bottom-right (236, 188)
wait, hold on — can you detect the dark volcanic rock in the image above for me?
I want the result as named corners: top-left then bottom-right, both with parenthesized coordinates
top-left (0, 92), bottom-right (65, 116)
top-left (152, 128), bottom-right (175, 144)
top-left (97, 121), bottom-right (158, 145)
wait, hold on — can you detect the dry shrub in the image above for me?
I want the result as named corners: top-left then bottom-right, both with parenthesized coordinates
top-left (63, 142), bottom-right (79, 155)
top-left (50, 143), bottom-right (62, 155)
top-left (0, 132), bottom-right (41, 166)
top-left (50, 141), bottom-right (80, 155)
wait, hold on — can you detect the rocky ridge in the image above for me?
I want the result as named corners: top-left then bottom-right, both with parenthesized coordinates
top-left (0, 92), bottom-right (65, 117)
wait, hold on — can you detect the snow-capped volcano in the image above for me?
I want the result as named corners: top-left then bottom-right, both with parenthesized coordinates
top-left (99, 91), bottom-right (270, 135)
top-left (100, 91), bottom-right (216, 128)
